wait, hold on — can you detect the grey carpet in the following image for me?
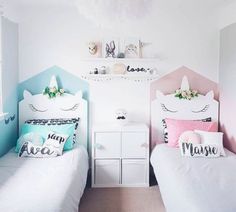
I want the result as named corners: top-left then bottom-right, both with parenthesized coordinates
top-left (79, 186), bottom-right (166, 212)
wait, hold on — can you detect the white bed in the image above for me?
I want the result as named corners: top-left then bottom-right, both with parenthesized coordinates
top-left (151, 144), bottom-right (236, 212)
top-left (0, 145), bottom-right (88, 212)
top-left (150, 77), bottom-right (236, 211)
top-left (0, 76), bottom-right (89, 212)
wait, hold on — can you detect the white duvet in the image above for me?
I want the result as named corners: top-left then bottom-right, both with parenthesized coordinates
top-left (0, 145), bottom-right (88, 212)
top-left (151, 144), bottom-right (236, 212)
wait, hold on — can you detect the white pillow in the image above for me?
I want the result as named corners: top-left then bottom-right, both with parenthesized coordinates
top-left (194, 130), bottom-right (225, 156)
top-left (43, 131), bottom-right (69, 156)
top-left (18, 141), bottom-right (58, 158)
top-left (180, 142), bottom-right (221, 158)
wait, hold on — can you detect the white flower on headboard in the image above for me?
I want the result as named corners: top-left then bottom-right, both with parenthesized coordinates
top-left (174, 76), bottom-right (198, 100)
top-left (43, 75), bottom-right (65, 99)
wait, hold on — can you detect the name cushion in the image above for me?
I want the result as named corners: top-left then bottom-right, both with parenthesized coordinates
top-left (19, 141), bottom-right (58, 158)
top-left (180, 142), bottom-right (221, 158)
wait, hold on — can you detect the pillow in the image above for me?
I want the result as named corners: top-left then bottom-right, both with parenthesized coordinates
top-left (43, 131), bottom-right (69, 156)
top-left (15, 132), bottom-right (44, 153)
top-left (18, 141), bottom-right (58, 158)
top-left (162, 117), bottom-right (212, 143)
top-left (20, 123), bottom-right (76, 151)
top-left (25, 118), bottom-right (80, 144)
top-left (165, 118), bottom-right (217, 148)
top-left (178, 131), bottom-right (201, 145)
top-left (180, 142), bottom-right (221, 158)
top-left (194, 130), bottom-right (225, 156)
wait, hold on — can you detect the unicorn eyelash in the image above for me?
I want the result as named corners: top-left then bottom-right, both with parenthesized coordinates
top-left (60, 104), bottom-right (79, 111)
top-left (192, 105), bottom-right (210, 113)
top-left (161, 104), bottom-right (178, 113)
top-left (29, 104), bottom-right (48, 112)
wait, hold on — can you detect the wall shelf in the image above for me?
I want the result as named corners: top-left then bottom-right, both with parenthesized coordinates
top-left (80, 58), bottom-right (160, 63)
top-left (80, 74), bottom-right (160, 82)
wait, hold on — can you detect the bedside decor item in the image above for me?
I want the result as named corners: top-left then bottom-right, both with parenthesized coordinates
top-left (112, 63), bottom-right (126, 75)
top-left (115, 109), bottom-right (128, 126)
top-left (124, 38), bottom-right (140, 58)
top-left (43, 75), bottom-right (65, 99)
top-left (88, 41), bottom-right (102, 57)
top-left (174, 76), bottom-right (198, 100)
top-left (103, 39), bottom-right (118, 58)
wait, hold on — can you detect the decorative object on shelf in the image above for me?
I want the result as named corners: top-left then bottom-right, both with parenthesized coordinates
top-left (124, 38), bottom-right (140, 58)
top-left (174, 76), bottom-right (198, 100)
top-left (88, 41), bottom-right (102, 57)
top-left (127, 65), bottom-right (147, 73)
top-left (43, 75), bottom-right (65, 99)
top-left (104, 39), bottom-right (118, 58)
top-left (117, 52), bottom-right (125, 58)
top-left (112, 63), bottom-right (126, 75)
top-left (90, 66), bottom-right (108, 75)
top-left (115, 109), bottom-right (128, 126)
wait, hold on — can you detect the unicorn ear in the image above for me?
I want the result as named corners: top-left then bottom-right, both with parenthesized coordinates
top-left (23, 90), bottom-right (32, 99)
top-left (181, 76), bottom-right (190, 90)
top-left (205, 90), bottom-right (214, 99)
top-left (156, 90), bottom-right (164, 98)
top-left (49, 75), bottom-right (58, 89)
top-left (75, 90), bottom-right (83, 99)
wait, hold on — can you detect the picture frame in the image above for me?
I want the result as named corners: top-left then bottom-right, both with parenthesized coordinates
top-left (103, 38), bottom-right (119, 58)
top-left (124, 38), bottom-right (140, 58)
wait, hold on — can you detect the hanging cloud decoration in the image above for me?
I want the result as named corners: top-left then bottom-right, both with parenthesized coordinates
top-left (75, 0), bottom-right (153, 28)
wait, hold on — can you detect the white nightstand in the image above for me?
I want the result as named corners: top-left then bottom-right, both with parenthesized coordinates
top-left (92, 123), bottom-right (149, 187)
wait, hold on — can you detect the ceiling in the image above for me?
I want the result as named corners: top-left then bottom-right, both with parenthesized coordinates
top-left (5, 0), bottom-right (235, 9)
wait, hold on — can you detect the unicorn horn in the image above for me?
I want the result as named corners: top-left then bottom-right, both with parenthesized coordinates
top-left (181, 76), bottom-right (190, 90)
top-left (49, 75), bottom-right (58, 89)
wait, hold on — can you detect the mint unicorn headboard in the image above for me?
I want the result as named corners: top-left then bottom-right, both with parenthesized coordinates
top-left (151, 76), bottom-right (219, 147)
top-left (19, 75), bottom-right (88, 149)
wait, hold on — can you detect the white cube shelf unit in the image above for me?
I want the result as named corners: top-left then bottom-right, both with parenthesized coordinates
top-left (92, 123), bottom-right (149, 187)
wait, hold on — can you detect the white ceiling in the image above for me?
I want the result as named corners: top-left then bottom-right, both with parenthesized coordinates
top-left (4, 0), bottom-right (235, 9)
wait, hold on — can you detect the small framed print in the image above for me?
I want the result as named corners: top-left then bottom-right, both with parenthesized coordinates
top-left (103, 38), bottom-right (119, 58)
top-left (124, 38), bottom-right (140, 58)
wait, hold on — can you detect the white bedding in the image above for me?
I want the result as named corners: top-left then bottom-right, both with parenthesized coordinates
top-left (151, 144), bottom-right (236, 212)
top-left (0, 145), bottom-right (88, 212)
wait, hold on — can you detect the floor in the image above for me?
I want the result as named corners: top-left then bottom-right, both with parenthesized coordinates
top-left (79, 186), bottom-right (166, 212)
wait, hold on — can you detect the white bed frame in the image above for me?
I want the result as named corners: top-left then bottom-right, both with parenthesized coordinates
top-left (18, 76), bottom-right (88, 149)
top-left (151, 76), bottom-right (219, 146)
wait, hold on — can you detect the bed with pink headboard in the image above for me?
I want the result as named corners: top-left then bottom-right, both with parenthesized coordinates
top-left (150, 76), bottom-right (236, 212)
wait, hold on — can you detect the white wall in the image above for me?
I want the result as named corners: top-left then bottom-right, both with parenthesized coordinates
top-left (219, 2), bottom-right (236, 29)
top-left (11, 2), bottom-right (221, 127)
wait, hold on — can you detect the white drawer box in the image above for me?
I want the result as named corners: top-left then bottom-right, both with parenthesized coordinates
top-left (122, 159), bottom-right (148, 185)
top-left (122, 132), bottom-right (148, 158)
top-left (94, 132), bottom-right (121, 158)
top-left (95, 160), bottom-right (120, 186)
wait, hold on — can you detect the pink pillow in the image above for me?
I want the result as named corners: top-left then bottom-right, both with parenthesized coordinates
top-left (165, 118), bottom-right (218, 148)
top-left (178, 131), bottom-right (201, 145)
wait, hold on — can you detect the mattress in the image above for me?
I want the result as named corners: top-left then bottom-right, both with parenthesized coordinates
top-left (151, 144), bottom-right (236, 212)
top-left (0, 145), bottom-right (88, 212)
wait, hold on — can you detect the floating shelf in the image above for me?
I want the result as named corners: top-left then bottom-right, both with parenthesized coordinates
top-left (80, 58), bottom-right (160, 63)
top-left (80, 74), bottom-right (160, 82)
